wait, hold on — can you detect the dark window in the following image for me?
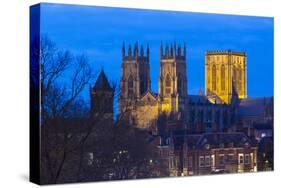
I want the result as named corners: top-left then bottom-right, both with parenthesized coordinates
top-left (177, 75), bottom-right (182, 95)
top-left (128, 76), bottom-right (134, 98)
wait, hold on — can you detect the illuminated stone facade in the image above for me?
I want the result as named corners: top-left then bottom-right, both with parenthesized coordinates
top-left (205, 50), bottom-right (247, 104)
top-left (119, 42), bottom-right (188, 129)
top-left (159, 42), bottom-right (188, 117)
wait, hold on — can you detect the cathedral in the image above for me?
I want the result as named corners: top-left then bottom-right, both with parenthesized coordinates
top-left (89, 42), bottom-right (273, 175)
top-left (117, 42), bottom-right (250, 132)
top-left (118, 42), bottom-right (188, 130)
top-left (116, 42), bottom-right (272, 133)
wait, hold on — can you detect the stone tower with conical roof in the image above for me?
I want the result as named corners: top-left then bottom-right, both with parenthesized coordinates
top-left (90, 70), bottom-right (114, 119)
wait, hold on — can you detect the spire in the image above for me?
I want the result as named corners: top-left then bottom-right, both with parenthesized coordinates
top-left (174, 41), bottom-right (177, 56)
top-left (160, 41), bottom-right (163, 56)
top-left (170, 44), bottom-right (173, 56)
top-left (165, 43), bottom-right (169, 57)
top-left (140, 45), bottom-right (144, 56)
top-left (128, 44), bottom-right (132, 57)
top-left (198, 87), bottom-right (204, 96)
top-left (134, 42), bottom-right (138, 57)
top-left (184, 42), bottom-right (186, 57)
top-left (122, 42), bottom-right (125, 58)
top-left (178, 44), bottom-right (181, 56)
top-left (146, 44), bottom-right (149, 57)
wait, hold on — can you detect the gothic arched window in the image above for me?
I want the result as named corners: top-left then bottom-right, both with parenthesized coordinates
top-left (239, 68), bottom-right (242, 92)
top-left (140, 74), bottom-right (146, 95)
top-left (165, 75), bottom-right (172, 96)
top-left (233, 68), bottom-right (237, 82)
top-left (212, 65), bottom-right (216, 91)
top-left (128, 75), bottom-right (134, 98)
top-left (177, 74), bottom-right (182, 95)
top-left (221, 65), bottom-right (225, 91)
top-left (207, 66), bottom-right (210, 86)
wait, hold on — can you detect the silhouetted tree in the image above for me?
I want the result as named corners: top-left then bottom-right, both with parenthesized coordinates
top-left (38, 35), bottom-right (94, 184)
top-left (37, 36), bottom-right (168, 184)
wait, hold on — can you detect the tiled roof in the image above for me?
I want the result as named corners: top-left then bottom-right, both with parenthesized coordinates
top-left (170, 130), bottom-right (256, 150)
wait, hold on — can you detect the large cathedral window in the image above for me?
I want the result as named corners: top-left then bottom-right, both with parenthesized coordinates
top-left (233, 68), bottom-right (237, 83)
top-left (238, 68), bottom-right (242, 92)
top-left (165, 75), bottom-right (172, 96)
top-left (221, 65), bottom-right (225, 91)
top-left (140, 74), bottom-right (146, 95)
top-left (207, 67), bottom-right (210, 86)
top-left (128, 75), bottom-right (134, 98)
top-left (212, 65), bottom-right (216, 91)
top-left (177, 75), bottom-right (182, 95)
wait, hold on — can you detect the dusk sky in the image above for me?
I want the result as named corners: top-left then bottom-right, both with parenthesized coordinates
top-left (40, 3), bottom-right (274, 102)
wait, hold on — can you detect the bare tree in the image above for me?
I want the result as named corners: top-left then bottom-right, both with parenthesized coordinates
top-left (37, 36), bottom-right (168, 184)
top-left (38, 36), bottom-right (95, 184)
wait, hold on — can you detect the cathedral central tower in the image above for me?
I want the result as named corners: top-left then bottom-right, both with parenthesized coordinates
top-left (205, 50), bottom-right (247, 104)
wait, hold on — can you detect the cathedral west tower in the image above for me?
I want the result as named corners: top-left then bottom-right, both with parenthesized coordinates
top-left (119, 42), bottom-right (150, 114)
top-left (159, 42), bottom-right (188, 118)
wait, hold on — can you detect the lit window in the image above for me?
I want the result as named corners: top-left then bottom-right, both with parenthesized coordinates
top-left (238, 153), bottom-right (244, 164)
top-left (211, 155), bottom-right (215, 167)
top-left (87, 152), bottom-right (94, 166)
top-left (165, 75), bottom-right (171, 95)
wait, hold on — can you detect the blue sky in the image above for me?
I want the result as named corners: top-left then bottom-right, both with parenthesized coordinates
top-left (40, 3), bottom-right (273, 101)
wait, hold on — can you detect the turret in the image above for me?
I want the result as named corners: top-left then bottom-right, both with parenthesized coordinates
top-left (165, 44), bottom-right (169, 58)
top-left (122, 42), bottom-right (149, 61)
top-left (128, 44), bottom-right (132, 57)
top-left (160, 41), bottom-right (186, 60)
top-left (122, 42), bottom-right (125, 58)
top-left (134, 42), bottom-right (138, 57)
top-left (140, 45), bottom-right (144, 56)
top-left (146, 44), bottom-right (149, 57)
top-left (160, 41), bottom-right (163, 56)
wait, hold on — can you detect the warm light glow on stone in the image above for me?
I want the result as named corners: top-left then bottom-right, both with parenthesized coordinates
top-left (205, 50), bottom-right (247, 104)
